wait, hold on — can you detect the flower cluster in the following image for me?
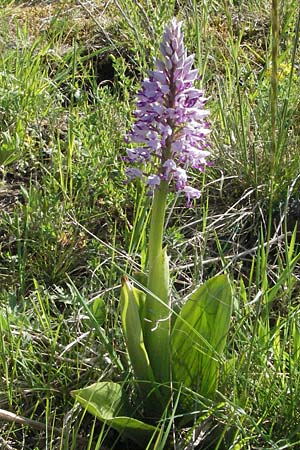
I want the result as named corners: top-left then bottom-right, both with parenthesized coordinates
top-left (125, 18), bottom-right (210, 205)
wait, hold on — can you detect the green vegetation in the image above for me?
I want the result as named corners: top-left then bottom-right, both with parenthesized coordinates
top-left (0, 0), bottom-right (299, 449)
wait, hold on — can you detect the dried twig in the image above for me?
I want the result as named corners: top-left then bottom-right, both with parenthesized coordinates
top-left (0, 408), bottom-right (63, 434)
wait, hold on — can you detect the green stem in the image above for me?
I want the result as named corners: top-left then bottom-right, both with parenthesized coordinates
top-left (266, 0), bottom-right (279, 256)
top-left (270, 0), bottom-right (279, 182)
top-left (144, 180), bottom-right (170, 385)
top-left (148, 180), bottom-right (168, 271)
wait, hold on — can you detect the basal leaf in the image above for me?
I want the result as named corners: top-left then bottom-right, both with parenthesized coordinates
top-left (120, 276), bottom-right (154, 386)
top-left (171, 274), bottom-right (232, 399)
top-left (71, 382), bottom-right (157, 448)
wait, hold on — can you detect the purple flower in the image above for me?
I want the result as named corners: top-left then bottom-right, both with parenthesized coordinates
top-left (125, 167), bottom-right (144, 182)
top-left (181, 186), bottom-right (201, 207)
top-left (125, 17), bottom-right (210, 205)
top-left (147, 174), bottom-right (161, 194)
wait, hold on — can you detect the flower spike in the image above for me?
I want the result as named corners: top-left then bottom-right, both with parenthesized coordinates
top-left (125, 18), bottom-right (210, 205)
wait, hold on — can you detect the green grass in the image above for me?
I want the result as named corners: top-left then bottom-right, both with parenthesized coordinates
top-left (0, 0), bottom-right (299, 448)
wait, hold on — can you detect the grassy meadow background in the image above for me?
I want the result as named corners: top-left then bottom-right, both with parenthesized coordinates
top-left (0, 0), bottom-right (299, 448)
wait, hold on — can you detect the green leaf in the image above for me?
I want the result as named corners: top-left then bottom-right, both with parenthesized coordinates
top-left (0, 148), bottom-right (19, 166)
top-left (266, 250), bottom-right (300, 304)
top-left (0, 309), bottom-right (9, 331)
top-left (133, 271), bottom-right (148, 291)
top-left (144, 246), bottom-right (170, 384)
top-left (90, 295), bottom-right (106, 327)
top-left (171, 275), bottom-right (232, 399)
top-left (120, 276), bottom-right (154, 387)
top-left (71, 382), bottom-right (157, 448)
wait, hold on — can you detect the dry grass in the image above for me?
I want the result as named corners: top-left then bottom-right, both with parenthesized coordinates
top-left (2, 0), bottom-right (115, 48)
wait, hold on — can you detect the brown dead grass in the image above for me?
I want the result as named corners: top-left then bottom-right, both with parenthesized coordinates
top-left (2, 0), bottom-right (115, 48)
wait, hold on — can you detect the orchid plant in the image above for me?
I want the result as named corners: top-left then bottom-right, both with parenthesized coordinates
top-left (72, 18), bottom-right (232, 448)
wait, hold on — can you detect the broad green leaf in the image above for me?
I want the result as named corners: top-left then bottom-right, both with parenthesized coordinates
top-left (90, 295), bottom-right (106, 327)
top-left (120, 276), bottom-right (154, 387)
top-left (171, 275), bottom-right (232, 399)
top-left (144, 246), bottom-right (170, 384)
top-left (133, 271), bottom-right (148, 292)
top-left (71, 382), bottom-right (157, 448)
